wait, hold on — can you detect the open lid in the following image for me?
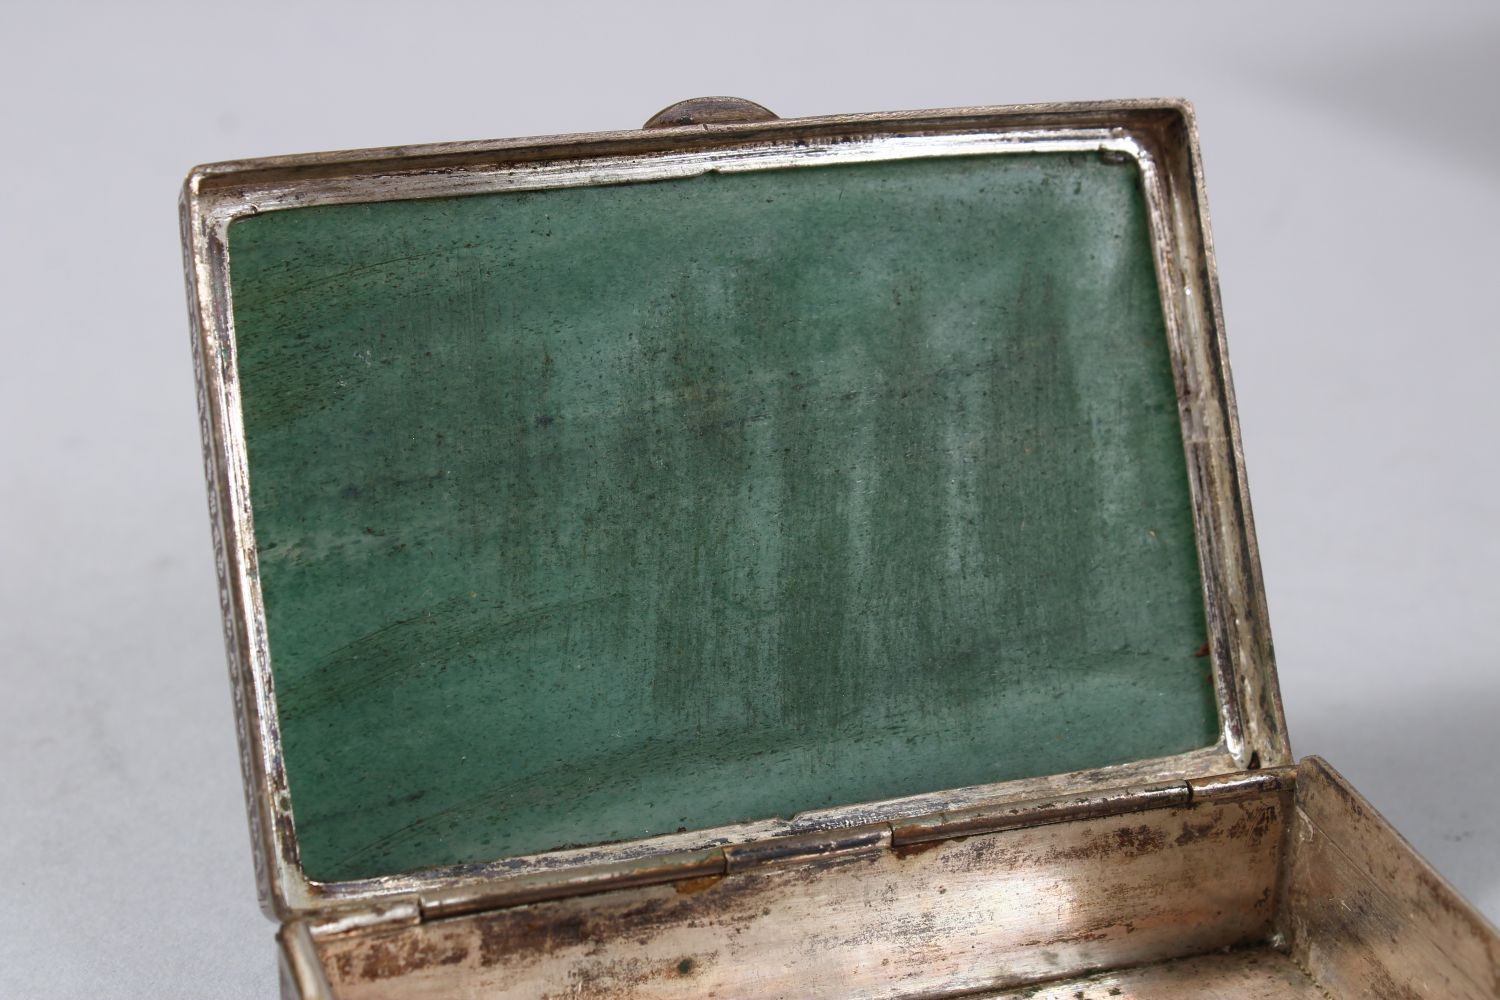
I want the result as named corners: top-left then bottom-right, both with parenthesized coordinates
top-left (182, 99), bottom-right (1288, 920)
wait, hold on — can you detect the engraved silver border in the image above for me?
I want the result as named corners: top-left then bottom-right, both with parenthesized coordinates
top-left (181, 100), bottom-right (1288, 919)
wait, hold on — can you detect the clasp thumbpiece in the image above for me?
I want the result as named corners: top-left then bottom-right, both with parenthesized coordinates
top-left (643, 95), bottom-right (779, 128)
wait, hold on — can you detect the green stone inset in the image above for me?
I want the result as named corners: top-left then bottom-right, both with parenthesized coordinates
top-left (227, 151), bottom-right (1219, 884)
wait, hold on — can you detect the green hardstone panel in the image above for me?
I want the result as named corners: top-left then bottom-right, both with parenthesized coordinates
top-left (227, 151), bottom-right (1220, 884)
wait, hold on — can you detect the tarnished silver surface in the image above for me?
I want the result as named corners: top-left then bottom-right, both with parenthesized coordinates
top-left (278, 919), bottom-right (334, 1000)
top-left (181, 99), bottom-right (1290, 921)
top-left (277, 762), bottom-right (1500, 1000)
top-left (978, 949), bottom-right (1329, 999)
top-left (307, 777), bottom-right (1292, 999)
top-left (1279, 757), bottom-right (1500, 998)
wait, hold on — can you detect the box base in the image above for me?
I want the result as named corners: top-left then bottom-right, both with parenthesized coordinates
top-left (281, 758), bottom-right (1499, 999)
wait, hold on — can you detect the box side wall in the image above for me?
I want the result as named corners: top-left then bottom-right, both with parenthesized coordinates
top-left (305, 790), bottom-right (1287, 1000)
top-left (1278, 756), bottom-right (1500, 999)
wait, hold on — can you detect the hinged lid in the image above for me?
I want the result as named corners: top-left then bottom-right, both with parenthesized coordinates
top-left (181, 98), bottom-right (1288, 920)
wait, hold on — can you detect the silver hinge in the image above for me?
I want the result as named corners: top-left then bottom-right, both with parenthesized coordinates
top-left (1186, 766), bottom-right (1292, 803)
top-left (891, 779), bottom-right (1192, 847)
top-left (307, 897), bottom-right (422, 940)
top-left (305, 767), bottom-right (1293, 938)
top-left (419, 846), bottom-right (727, 923)
top-left (416, 825), bottom-right (892, 925)
top-left (722, 823), bottom-right (891, 873)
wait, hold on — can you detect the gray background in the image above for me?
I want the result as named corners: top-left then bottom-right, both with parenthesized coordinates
top-left (2, 1), bottom-right (1496, 996)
